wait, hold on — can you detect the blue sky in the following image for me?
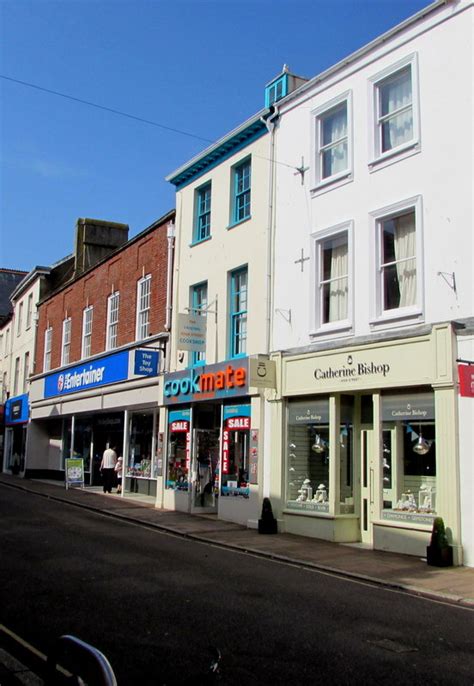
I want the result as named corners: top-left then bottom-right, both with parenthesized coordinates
top-left (1, 0), bottom-right (429, 271)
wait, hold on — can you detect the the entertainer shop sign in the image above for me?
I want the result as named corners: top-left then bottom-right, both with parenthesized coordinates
top-left (44, 350), bottom-right (129, 398)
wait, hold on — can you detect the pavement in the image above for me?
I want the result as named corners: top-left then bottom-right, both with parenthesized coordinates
top-left (1, 471), bottom-right (474, 682)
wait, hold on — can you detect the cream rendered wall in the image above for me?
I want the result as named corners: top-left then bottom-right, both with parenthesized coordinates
top-left (272, 2), bottom-right (473, 351)
top-left (8, 278), bottom-right (42, 397)
top-left (170, 133), bottom-right (271, 369)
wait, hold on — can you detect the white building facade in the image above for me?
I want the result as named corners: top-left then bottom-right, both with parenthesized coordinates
top-left (268, 0), bottom-right (474, 564)
top-left (1, 268), bottom-right (50, 474)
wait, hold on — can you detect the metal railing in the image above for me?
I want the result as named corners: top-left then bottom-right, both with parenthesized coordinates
top-left (47, 634), bottom-right (117, 685)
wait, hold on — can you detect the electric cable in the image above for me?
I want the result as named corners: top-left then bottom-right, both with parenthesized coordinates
top-left (0, 73), bottom-right (299, 172)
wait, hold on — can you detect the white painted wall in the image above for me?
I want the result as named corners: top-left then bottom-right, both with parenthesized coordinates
top-left (273, 2), bottom-right (473, 351)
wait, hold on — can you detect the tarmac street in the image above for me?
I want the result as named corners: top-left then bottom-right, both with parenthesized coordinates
top-left (0, 474), bottom-right (473, 684)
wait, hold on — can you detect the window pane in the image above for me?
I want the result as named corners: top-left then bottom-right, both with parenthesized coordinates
top-left (380, 67), bottom-right (412, 117)
top-left (381, 110), bottom-right (413, 153)
top-left (380, 211), bottom-right (416, 310)
top-left (320, 234), bottom-right (348, 323)
top-left (379, 67), bottom-right (413, 152)
top-left (321, 104), bottom-right (347, 146)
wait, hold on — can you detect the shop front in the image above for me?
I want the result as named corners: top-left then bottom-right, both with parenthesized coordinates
top-left (28, 346), bottom-right (162, 497)
top-left (162, 357), bottom-right (269, 527)
top-left (271, 324), bottom-right (462, 562)
top-left (3, 393), bottom-right (29, 475)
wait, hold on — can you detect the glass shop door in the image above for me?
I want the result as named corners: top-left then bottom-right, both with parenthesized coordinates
top-left (191, 428), bottom-right (220, 513)
top-left (360, 429), bottom-right (375, 545)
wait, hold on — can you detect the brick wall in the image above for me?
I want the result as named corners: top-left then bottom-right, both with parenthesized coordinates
top-left (35, 214), bottom-right (174, 374)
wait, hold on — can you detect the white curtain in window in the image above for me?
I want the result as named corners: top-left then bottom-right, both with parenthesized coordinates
top-left (394, 213), bottom-right (416, 307)
top-left (381, 69), bottom-right (412, 150)
top-left (329, 242), bottom-right (348, 321)
top-left (322, 105), bottom-right (347, 177)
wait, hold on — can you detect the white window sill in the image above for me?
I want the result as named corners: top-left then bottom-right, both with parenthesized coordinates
top-left (370, 307), bottom-right (423, 328)
top-left (369, 140), bottom-right (420, 172)
top-left (310, 171), bottom-right (352, 196)
top-left (310, 321), bottom-right (353, 339)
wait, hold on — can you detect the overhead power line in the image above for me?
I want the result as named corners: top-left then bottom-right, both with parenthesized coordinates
top-left (0, 73), bottom-right (299, 173)
top-left (0, 73), bottom-right (214, 144)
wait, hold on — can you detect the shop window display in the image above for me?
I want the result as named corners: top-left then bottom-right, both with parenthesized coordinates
top-left (286, 400), bottom-right (330, 513)
top-left (166, 410), bottom-right (190, 491)
top-left (221, 405), bottom-right (250, 498)
top-left (381, 421), bottom-right (436, 521)
top-left (127, 413), bottom-right (155, 479)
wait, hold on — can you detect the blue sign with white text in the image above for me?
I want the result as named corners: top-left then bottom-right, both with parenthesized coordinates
top-left (134, 350), bottom-right (159, 376)
top-left (5, 394), bottom-right (29, 425)
top-left (44, 351), bottom-right (129, 398)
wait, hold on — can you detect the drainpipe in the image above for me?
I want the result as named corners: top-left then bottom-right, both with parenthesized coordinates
top-left (165, 220), bottom-right (175, 371)
top-left (260, 108), bottom-right (279, 355)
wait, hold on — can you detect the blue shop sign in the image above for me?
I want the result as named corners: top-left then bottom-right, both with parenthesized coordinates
top-left (44, 350), bottom-right (129, 398)
top-left (134, 349), bottom-right (159, 376)
top-left (5, 394), bottom-right (29, 425)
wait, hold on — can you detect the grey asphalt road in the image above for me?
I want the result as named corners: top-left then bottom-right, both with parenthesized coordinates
top-left (0, 485), bottom-right (473, 685)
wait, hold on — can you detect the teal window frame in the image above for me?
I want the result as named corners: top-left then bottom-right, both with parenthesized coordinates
top-left (231, 159), bottom-right (251, 225)
top-left (265, 75), bottom-right (288, 107)
top-left (194, 183), bottom-right (211, 243)
top-left (229, 267), bottom-right (248, 359)
top-left (190, 281), bottom-right (207, 367)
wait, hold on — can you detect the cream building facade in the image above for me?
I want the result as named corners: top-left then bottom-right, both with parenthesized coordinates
top-left (163, 104), bottom-right (290, 527)
top-left (267, 0), bottom-right (474, 564)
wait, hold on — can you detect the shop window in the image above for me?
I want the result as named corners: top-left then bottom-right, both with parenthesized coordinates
top-left (286, 400), bottom-right (331, 513)
top-left (381, 392), bottom-right (436, 522)
top-left (166, 410), bottom-right (191, 491)
top-left (126, 413), bottom-right (154, 480)
top-left (221, 405), bottom-right (250, 498)
top-left (72, 417), bottom-right (92, 472)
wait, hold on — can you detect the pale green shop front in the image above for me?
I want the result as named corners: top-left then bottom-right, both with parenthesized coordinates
top-left (268, 324), bottom-right (462, 564)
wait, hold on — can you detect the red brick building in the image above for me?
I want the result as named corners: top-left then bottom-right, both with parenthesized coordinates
top-left (28, 210), bottom-right (175, 496)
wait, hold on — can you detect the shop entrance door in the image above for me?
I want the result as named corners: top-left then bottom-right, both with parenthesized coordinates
top-left (360, 429), bottom-right (375, 545)
top-left (191, 429), bottom-right (220, 513)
